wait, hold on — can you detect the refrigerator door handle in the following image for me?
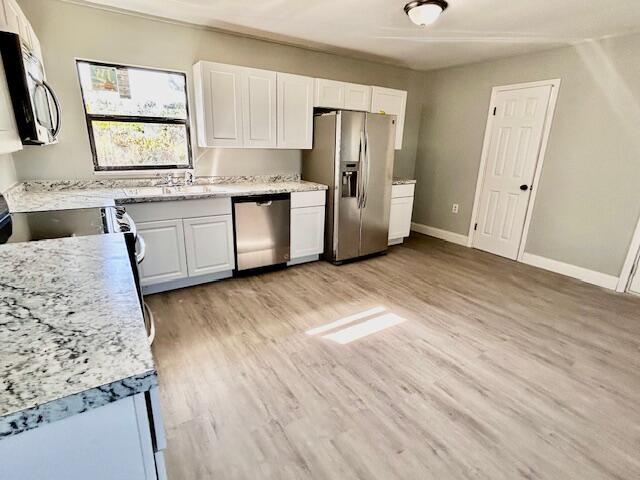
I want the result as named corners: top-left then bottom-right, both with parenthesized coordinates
top-left (357, 130), bottom-right (365, 208)
top-left (363, 131), bottom-right (371, 208)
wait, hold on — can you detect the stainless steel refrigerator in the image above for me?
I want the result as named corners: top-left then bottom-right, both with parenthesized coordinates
top-left (302, 110), bottom-right (395, 264)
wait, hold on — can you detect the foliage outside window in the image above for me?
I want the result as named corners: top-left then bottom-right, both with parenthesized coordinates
top-left (76, 60), bottom-right (192, 171)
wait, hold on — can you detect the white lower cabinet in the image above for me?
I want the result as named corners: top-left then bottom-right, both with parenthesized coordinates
top-left (137, 218), bottom-right (188, 286)
top-left (388, 183), bottom-right (415, 245)
top-left (128, 193), bottom-right (327, 289)
top-left (183, 215), bottom-right (235, 276)
top-left (291, 205), bottom-right (325, 259)
top-left (126, 198), bottom-right (235, 293)
top-left (290, 191), bottom-right (326, 263)
top-left (389, 197), bottom-right (413, 242)
top-left (0, 390), bottom-right (165, 480)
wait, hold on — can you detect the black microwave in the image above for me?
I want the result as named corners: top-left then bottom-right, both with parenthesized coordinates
top-left (0, 31), bottom-right (60, 145)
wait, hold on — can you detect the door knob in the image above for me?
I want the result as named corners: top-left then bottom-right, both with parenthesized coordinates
top-left (520, 184), bottom-right (529, 191)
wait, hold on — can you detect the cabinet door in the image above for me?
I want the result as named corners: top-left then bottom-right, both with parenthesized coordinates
top-left (0, 395), bottom-right (156, 480)
top-left (137, 219), bottom-right (188, 286)
top-left (0, 0), bottom-right (8, 29)
top-left (3, 0), bottom-right (30, 46)
top-left (291, 206), bottom-right (325, 259)
top-left (194, 62), bottom-right (243, 147)
top-left (314, 78), bottom-right (345, 109)
top-left (370, 86), bottom-right (407, 150)
top-left (344, 83), bottom-right (371, 111)
top-left (241, 68), bottom-right (276, 148)
top-left (2, 0), bottom-right (22, 35)
top-left (183, 215), bottom-right (235, 276)
top-left (388, 196), bottom-right (414, 241)
top-left (277, 72), bottom-right (313, 149)
top-left (0, 59), bottom-right (21, 154)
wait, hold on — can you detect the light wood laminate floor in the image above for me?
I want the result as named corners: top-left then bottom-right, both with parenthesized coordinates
top-left (149, 234), bottom-right (640, 480)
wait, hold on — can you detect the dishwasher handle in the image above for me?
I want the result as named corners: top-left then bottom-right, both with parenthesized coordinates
top-left (233, 193), bottom-right (290, 205)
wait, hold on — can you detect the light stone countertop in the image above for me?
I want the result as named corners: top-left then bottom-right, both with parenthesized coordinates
top-left (0, 234), bottom-right (156, 438)
top-left (392, 178), bottom-right (417, 185)
top-left (5, 175), bottom-right (329, 213)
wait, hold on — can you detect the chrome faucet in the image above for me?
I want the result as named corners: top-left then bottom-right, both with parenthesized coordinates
top-left (161, 173), bottom-right (179, 187)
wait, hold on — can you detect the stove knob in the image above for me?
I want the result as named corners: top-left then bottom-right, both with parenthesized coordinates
top-left (115, 206), bottom-right (126, 219)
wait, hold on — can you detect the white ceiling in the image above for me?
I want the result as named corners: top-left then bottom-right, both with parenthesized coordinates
top-left (83, 0), bottom-right (640, 70)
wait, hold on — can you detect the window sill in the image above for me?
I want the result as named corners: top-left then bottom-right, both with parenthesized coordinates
top-left (92, 168), bottom-right (193, 178)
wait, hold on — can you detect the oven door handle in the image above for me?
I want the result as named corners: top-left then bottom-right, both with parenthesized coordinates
top-left (120, 211), bottom-right (138, 238)
top-left (136, 234), bottom-right (146, 264)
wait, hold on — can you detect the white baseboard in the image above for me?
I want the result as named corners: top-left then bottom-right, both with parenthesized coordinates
top-left (521, 253), bottom-right (618, 290)
top-left (410, 222), bottom-right (619, 291)
top-left (411, 222), bottom-right (469, 246)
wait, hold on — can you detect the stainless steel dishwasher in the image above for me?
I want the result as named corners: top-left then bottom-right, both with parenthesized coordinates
top-left (233, 194), bottom-right (290, 271)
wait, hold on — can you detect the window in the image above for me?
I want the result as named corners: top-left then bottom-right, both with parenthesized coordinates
top-left (76, 60), bottom-right (192, 171)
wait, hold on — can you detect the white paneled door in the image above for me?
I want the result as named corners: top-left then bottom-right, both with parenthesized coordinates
top-left (473, 85), bottom-right (553, 259)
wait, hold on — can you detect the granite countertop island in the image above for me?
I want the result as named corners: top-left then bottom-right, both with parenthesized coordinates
top-left (5, 174), bottom-right (329, 213)
top-left (0, 234), bottom-right (156, 438)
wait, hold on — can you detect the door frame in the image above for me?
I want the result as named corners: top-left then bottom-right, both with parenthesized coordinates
top-left (616, 212), bottom-right (640, 292)
top-left (467, 78), bottom-right (562, 261)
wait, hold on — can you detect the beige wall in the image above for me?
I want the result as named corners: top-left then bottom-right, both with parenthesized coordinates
top-left (13, 0), bottom-right (423, 180)
top-left (414, 33), bottom-right (640, 277)
top-left (0, 153), bottom-right (17, 192)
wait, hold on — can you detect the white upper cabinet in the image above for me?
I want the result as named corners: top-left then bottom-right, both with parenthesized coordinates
top-left (193, 61), bottom-right (407, 150)
top-left (0, 0), bottom-right (42, 154)
top-left (0, 59), bottom-right (21, 155)
top-left (314, 79), bottom-right (371, 112)
top-left (241, 67), bottom-right (277, 148)
top-left (344, 83), bottom-right (371, 111)
top-left (277, 72), bottom-right (313, 149)
top-left (194, 62), bottom-right (244, 148)
top-left (1, 0), bottom-right (40, 58)
top-left (1, 0), bottom-right (24, 36)
top-left (314, 78), bottom-right (345, 109)
top-left (370, 86), bottom-right (407, 150)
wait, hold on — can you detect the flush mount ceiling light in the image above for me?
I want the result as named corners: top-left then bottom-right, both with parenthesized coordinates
top-left (404, 0), bottom-right (448, 27)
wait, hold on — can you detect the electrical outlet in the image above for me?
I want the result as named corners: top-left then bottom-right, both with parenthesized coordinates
top-left (452, 203), bottom-right (459, 214)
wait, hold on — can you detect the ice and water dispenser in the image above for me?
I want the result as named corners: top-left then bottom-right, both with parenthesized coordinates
top-left (341, 163), bottom-right (359, 198)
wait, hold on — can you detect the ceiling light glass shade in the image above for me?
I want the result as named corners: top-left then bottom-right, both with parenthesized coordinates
top-left (404, 0), bottom-right (448, 26)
